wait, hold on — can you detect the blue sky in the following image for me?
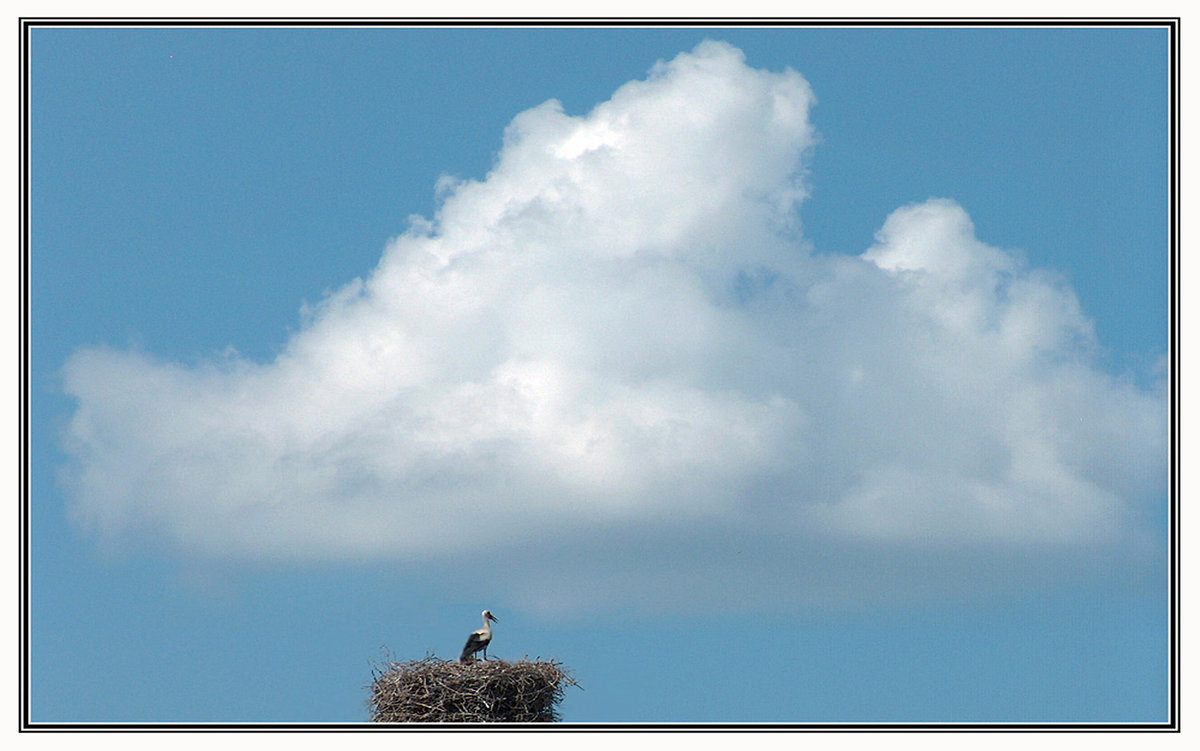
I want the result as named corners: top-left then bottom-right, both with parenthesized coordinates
top-left (27, 24), bottom-right (1170, 724)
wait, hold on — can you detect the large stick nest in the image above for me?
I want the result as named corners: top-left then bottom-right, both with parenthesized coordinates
top-left (369, 656), bottom-right (575, 723)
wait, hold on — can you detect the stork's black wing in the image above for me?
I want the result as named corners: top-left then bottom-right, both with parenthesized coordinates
top-left (460, 631), bottom-right (489, 661)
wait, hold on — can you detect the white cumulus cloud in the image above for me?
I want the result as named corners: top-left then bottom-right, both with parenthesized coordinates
top-left (60, 41), bottom-right (1166, 610)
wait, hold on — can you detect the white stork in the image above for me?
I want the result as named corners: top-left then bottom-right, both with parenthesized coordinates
top-left (459, 610), bottom-right (498, 663)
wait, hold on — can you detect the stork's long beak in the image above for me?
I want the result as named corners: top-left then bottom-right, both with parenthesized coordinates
top-left (488, 613), bottom-right (499, 622)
